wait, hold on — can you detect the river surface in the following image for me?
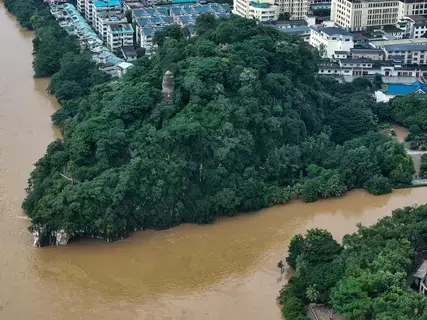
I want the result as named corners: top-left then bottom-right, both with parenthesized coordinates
top-left (1, 5), bottom-right (427, 320)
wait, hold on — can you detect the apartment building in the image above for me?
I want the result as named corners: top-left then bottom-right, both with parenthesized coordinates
top-left (92, 0), bottom-right (122, 27)
top-left (93, 12), bottom-right (127, 40)
top-left (398, 0), bottom-right (427, 17)
top-left (331, 0), bottom-right (427, 30)
top-left (310, 0), bottom-right (331, 10)
top-left (370, 38), bottom-right (427, 63)
top-left (309, 26), bottom-right (354, 57)
top-left (382, 43), bottom-right (427, 63)
top-left (106, 23), bottom-right (134, 51)
top-left (233, 0), bottom-right (279, 21)
top-left (331, 0), bottom-right (399, 30)
top-left (233, 0), bottom-right (308, 21)
top-left (77, 0), bottom-right (85, 14)
top-left (397, 15), bottom-right (427, 38)
top-left (84, 0), bottom-right (94, 21)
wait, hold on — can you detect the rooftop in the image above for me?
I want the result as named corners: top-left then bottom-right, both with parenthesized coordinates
top-left (339, 58), bottom-right (373, 64)
top-left (317, 26), bottom-right (351, 37)
top-left (141, 25), bottom-right (165, 36)
top-left (385, 81), bottom-right (427, 95)
top-left (351, 48), bottom-right (384, 54)
top-left (406, 15), bottom-right (427, 22)
top-left (384, 44), bottom-right (427, 52)
top-left (249, 1), bottom-right (271, 8)
top-left (277, 26), bottom-right (310, 33)
top-left (93, 0), bottom-right (121, 7)
top-left (371, 38), bottom-right (427, 47)
top-left (264, 19), bottom-right (307, 27)
top-left (108, 23), bottom-right (134, 33)
top-left (383, 25), bottom-right (404, 33)
top-left (121, 46), bottom-right (137, 57)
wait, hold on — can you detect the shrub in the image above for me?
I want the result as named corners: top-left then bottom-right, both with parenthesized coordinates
top-left (364, 175), bottom-right (392, 195)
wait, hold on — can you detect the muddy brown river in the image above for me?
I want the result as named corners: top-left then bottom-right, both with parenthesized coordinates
top-left (1, 4), bottom-right (427, 320)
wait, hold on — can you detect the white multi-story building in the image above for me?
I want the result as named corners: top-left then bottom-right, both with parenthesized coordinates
top-left (397, 15), bottom-right (427, 38)
top-left (382, 43), bottom-right (427, 64)
top-left (233, 0), bottom-right (279, 21)
top-left (106, 23), bottom-right (134, 51)
top-left (93, 12), bottom-right (127, 40)
top-left (370, 38), bottom-right (427, 64)
top-left (85, 0), bottom-right (121, 23)
top-left (398, 0), bottom-right (427, 17)
top-left (77, 0), bottom-right (85, 14)
top-left (84, 0), bottom-right (94, 21)
top-left (233, 0), bottom-right (308, 21)
top-left (92, 0), bottom-right (122, 27)
top-left (331, 0), bottom-right (427, 30)
top-left (309, 26), bottom-right (354, 57)
top-left (310, 0), bottom-right (331, 10)
top-left (279, 0), bottom-right (309, 19)
top-left (331, 0), bottom-right (399, 31)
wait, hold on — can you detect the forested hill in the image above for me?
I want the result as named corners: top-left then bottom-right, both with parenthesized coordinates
top-left (23, 15), bottom-right (414, 241)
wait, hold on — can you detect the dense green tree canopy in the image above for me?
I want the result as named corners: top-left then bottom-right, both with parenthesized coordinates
top-left (383, 95), bottom-right (427, 130)
top-left (280, 205), bottom-right (427, 320)
top-left (20, 15), bottom-right (416, 240)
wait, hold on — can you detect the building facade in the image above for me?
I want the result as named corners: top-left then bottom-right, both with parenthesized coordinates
top-left (398, 0), bottom-right (427, 17)
top-left (382, 43), bottom-right (427, 63)
top-left (84, 0), bottom-right (94, 21)
top-left (77, 0), bottom-right (85, 14)
top-left (397, 15), bottom-right (427, 38)
top-left (106, 23), bottom-right (134, 50)
top-left (350, 48), bottom-right (385, 59)
top-left (92, 0), bottom-right (122, 27)
top-left (93, 12), bottom-right (126, 40)
top-left (331, 0), bottom-right (427, 30)
top-left (233, 0), bottom-right (279, 21)
top-left (331, 0), bottom-right (399, 31)
top-left (309, 26), bottom-right (354, 57)
top-left (278, 0), bottom-right (309, 19)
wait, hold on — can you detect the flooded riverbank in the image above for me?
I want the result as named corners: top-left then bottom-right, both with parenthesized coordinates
top-left (1, 4), bottom-right (427, 319)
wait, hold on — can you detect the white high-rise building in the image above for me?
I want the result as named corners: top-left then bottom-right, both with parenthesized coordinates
top-left (85, 0), bottom-right (94, 21)
top-left (331, 0), bottom-right (427, 31)
top-left (77, 0), bottom-right (85, 14)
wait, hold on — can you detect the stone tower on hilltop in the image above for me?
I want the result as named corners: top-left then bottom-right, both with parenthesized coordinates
top-left (162, 70), bottom-right (174, 105)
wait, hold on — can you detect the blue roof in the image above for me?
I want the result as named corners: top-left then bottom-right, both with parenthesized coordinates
top-left (107, 56), bottom-right (123, 64)
top-left (250, 1), bottom-right (271, 8)
top-left (99, 51), bottom-right (113, 58)
top-left (386, 81), bottom-right (427, 95)
top-left (93, 0), bottom-right (120, 7)
top-left (384, 44), bottom-right (427, 52)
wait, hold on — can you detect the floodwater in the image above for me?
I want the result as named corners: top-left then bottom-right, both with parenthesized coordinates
top-left (1, 4), bottom-right (427, 320)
